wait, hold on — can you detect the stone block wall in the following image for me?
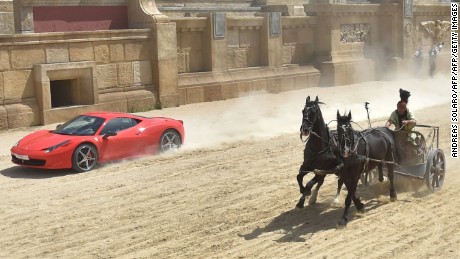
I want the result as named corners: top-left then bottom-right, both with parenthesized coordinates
top-left (0, 29), bottom-right (156, 128)
top-left (178, 66), bottom-right (320, 105)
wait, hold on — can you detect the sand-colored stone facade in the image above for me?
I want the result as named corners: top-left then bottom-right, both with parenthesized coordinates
top-left (0, 0), bottom-right (451, 129)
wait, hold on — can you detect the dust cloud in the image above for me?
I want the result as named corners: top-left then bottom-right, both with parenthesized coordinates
top-left (146, 75), bottom-right (450, 150)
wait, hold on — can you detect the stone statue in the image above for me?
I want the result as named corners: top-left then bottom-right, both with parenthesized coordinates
top-left (420, 20), bottom-right (451, 45)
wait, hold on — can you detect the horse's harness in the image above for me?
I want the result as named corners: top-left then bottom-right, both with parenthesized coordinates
top-left (300, 105), bottom-right (319, 143)
top-left (299, 105), bottom-right (344, 175)
top-left (340, 125), bottom-right (398, 168)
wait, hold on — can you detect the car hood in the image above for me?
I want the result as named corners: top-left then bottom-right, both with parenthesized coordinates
top-left (16, 130), bottom-right (73, 151)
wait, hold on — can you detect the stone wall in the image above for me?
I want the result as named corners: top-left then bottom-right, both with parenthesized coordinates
top-left (0, 29), bottom-right (156, 128)
top-left (174, 13), bottom-right (321, 106)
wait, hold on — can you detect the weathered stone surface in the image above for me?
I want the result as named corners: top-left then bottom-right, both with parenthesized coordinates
top-left (98, 92), bottom-right (128, 112)
top-left (159, 94), bottom-right (180, 108)
top-left (96, 64), bottom-right (118, 89)
top-left (221, 82), bottom-right (238, 100)
top-left (11, 47), bottom-right (45, 69)
top-left (0, 13), bottom-right (14, 34)
top-left (295, 75), bottom-right (309, 89)
top-left (203, 84), bottom-right (222, 102)
top-left (237, 81), bottom-right (252, 96)
top-left (125, 41), bottom-right (150, 61)
top-left (69, 42), bottom-right (94, 62)
top-left (267, 77), bottom-right (282, 93)
top-left (186, 86), bottom-right (204, 104)
top-left (252, 79), bottom-right (268, 92)
top-left (0, 50), bottom-right (9, 71)
top-left (227, 48), bottom-right (247, 69)
top-left (177, 51), bottom-right (188, 73)
top-left (3, 70), bottom-right (34, 100)
top-left (109, 43), bottom-right (125, 62)
top-left (0, 1), bottom-right (13, 12)
top-left (283, 45), bottom-right (293, 64)
top-left (0, 72), bottom-right (3, 102)
top-left (133, 61), bottom-right (152, 85)
top-left (281, 76), bottom-right (296, 92)
top-left (189, 50), bottom-right (204, 72)
top-left (118, 62), bottom-right (133, 86)
top-left (178, 88), bottom-right (187, 105)
top-left (156, 23), bottom-right (178, 60)
top-left (45, 44), bottom-right (69, 63)
top-left (0, 105), bottom-right (7, 129)
top-left (94, 43), bottom-right (110, 63)
top-left (5, 102), bottom-right (40, 128)
top-left (157, 59), bottom-right (178, 96)
top-left (125, 90), bottom-right (155, 112)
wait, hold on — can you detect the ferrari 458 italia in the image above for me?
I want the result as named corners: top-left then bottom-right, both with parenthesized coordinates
top-left (11, 112), bottom-right (184, 172)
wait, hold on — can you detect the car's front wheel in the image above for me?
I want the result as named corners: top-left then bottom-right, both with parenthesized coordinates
top-left (72, 144), bottom-right (98, 172)
top-left (159, 129), bottom-right (181, 153)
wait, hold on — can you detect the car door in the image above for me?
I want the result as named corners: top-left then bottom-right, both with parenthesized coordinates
top-left (98, 117), bottom-right (142, 161)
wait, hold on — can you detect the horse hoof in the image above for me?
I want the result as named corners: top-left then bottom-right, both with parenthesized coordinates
top-left (336, 222), bottom-right (347, 229)
top-left (296, 199), bottom-right (305, 208)
top-left (390, 196), bottom-right (397, 202)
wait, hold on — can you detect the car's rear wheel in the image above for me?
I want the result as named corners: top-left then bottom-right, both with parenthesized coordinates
top-left (72, 144), bottom-right (98, 172)
top-left (159, 129), bottom-right (181, 153)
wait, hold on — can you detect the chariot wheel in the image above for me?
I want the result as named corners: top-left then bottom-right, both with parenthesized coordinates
top-left (425, 149), bottom-right (445, 192)
top-left (72, 144), bottom-right (98, 172)
top-left (159, 129), bottom-right (181, 153)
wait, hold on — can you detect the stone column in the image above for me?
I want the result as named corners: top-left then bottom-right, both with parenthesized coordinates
top-left (198, 12), bottom-right (228, 72)
top-left (129, 0), bottom-right (179, 108)
top-left (257, 12), bottom-right (283, 67)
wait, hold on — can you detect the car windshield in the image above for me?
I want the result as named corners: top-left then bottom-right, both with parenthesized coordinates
top-left (54, 115), bottom-right (105, 136)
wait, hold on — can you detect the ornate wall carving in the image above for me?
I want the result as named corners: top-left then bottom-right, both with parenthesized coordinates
top-left (340, 23), bottom-right (370, 43)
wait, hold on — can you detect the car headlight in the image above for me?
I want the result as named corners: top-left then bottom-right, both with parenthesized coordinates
top-left (43, 140), bottom-right (71, 153)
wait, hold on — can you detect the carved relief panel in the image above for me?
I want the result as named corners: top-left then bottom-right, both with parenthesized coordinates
top-left (340, 23), bottom-right (370, 43)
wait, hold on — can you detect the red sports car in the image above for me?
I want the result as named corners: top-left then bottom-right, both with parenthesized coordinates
top-left (11, 112), bottom-right (184, 172)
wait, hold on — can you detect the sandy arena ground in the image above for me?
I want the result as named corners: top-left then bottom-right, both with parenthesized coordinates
top-left (0, 76), bottom-right (458, 258)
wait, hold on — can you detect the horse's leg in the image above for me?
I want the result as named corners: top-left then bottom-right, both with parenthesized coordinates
top-left (296, 168), bottom-right (307, 194)
top-left (387, 164), bottom-right (397, 201)
top-left (352, 186), bottom-right (364, 214)
top-left (338, 177), bottom-right (358, 227)
top-left (333, 177), bottom-right (344, 204)
top-left (378, 163), bottom-right (384, 182)
top-left (296, 176), bottom-right (317, 208)
top-left (308, 175), bottom-right (325, 205)
top-left (377, 164), bottom-right (389, 183)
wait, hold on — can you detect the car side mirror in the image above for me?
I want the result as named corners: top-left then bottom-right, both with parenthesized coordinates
top-left (56, 124), bottom-right (62, 129)
top-left (102, 131), bottom-right (117, 139)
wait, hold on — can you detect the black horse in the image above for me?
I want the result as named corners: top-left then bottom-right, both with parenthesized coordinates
top-left (296, 96), bottom-right (344, 208)
top-left (335, 111), bottom-right (397, 226)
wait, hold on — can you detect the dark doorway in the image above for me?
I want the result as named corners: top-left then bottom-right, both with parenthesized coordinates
top-left (50, 80), bottom-right (75, 108)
